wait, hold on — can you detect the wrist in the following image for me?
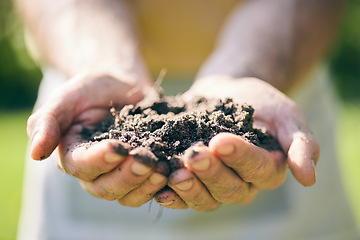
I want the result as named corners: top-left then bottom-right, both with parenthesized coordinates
top-left (56, 59), bottom-right (152, 88)
top-left (187, 75), bottom-right (258, 101)
top-left (196, 54), bottom-right (286, 91)
top-left (191, 75), bottom-right (261, 93)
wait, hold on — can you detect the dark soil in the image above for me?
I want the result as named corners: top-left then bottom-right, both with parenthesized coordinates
top-left (81, 89), bottom-right (282, 176)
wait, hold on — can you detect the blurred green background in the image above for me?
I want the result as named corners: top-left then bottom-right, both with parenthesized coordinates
top-left (0, 0), bottom-right (360, 239)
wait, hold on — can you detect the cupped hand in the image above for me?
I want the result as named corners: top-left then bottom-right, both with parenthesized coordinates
top-left (27, 72), bottom-right (168, 207)
top-left (154, 75), bottom-right (319, 210)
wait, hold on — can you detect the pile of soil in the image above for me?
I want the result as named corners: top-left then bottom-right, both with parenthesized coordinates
top-left (81, 89), bottom-right (282, 175)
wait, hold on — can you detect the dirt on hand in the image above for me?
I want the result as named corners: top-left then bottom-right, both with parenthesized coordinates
top-left (81, 88), bottom-right (282, 176)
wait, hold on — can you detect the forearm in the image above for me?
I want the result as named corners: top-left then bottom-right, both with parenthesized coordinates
top-left (15, 0), bottom-right (149, 83)
top-left (196, 0), bottom-right (345, 92)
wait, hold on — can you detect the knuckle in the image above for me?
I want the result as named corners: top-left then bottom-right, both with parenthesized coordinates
top-left (239, 195), bottom-right (256, 205)
top-left (267, 176), bottom-right (286, 189)
top-left (119, 176), bottom-right (143, 190)
top-left (79, 181), bottom-right (115, 200)
top-left (93, 184), bottom-right (116, 201)
top-left (206, 202), bottom-right (221, 211)
top-left (240, 162), bottom-right (269, 183)
top-left (239, 187), bottom-right (259, 205)
top-left (166, 201), bottom-right (189, 210)
top-left (66, 165), bottom-right (90, 181)
top-left (118, 198), bottom-right (144, 208)
top-left (61, 158), bottom-right (98, 182)
top-left (103, 177), bottom-right (144, 200)
top-left (193, 201), bottom-right (220, 212)
top-left (63, 163), bottom-right (80, 177)
top-left (215, 184), bottom-right (248, 203)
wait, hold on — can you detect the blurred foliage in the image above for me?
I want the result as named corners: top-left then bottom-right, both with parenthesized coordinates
top-left (0, 0), bottom-right (359, 109)
top-left (0, 0), bottom-right (42, 110)
top-left (329, 0), bottom-right (360, 103)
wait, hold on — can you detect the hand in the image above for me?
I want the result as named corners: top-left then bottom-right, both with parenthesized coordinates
top-left (27, 72), bottom-right (168, 207)
top-left (154, 75), bottom-right (319, 210)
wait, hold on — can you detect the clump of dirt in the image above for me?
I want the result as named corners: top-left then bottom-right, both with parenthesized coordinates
top-left (81, 89), bottom-right (282, 175)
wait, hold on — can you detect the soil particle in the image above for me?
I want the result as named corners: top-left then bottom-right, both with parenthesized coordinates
top-left (81, 92), bottom-right (282, 174)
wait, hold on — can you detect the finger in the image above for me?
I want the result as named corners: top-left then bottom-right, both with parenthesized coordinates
top-left (154, 186), bottom-right (188, 209)
top-left (117, 172), bottom-right (168, 207)
top-left (27, 112), bottom-right (62, 160)
top-left (60, 138), bottom-right (130, 181)
top-left (287, 133), bottom-right (319, 187)
top-left (85, 148), bottom-right (158, 201)
top-left (209, 133), bottom-right (287, 189)
top-left (117, 160), bottom-right (170, 207)
top-left (167, 168), bottom-right (220, 211)
top-left (276, 109), bottom-right (320, 187)
top-left (184, 144), bottom-right (258, 204)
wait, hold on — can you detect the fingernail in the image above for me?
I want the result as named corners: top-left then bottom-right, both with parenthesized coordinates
top-left (311, 160), bottom-right (317, 182)
top-left (159, 200), bottom-right (174, 206)
top-left (131, 161), bottom-right (152, 176)
top-left (113, 144), bottom-right (129, 156)
top-left (31, 132), bottom-right (47, 160)
top-left (190, 158), bottom-right (210, 171)
top-left (131, 147), bottom-right (158, 169)
top-left (216, 143), bottom-right (235, 156)
top-left (174, 178), bottom-right (193, 191)
top-left (149, 173), bottom-right (167, 185)
top-left (104, 152), bottom-right (125, 163)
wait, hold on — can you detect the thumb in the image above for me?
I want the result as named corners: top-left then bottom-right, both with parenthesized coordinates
top-left (276, 113), bottom-right (320, 187)
top-left (27, 80), bottom-right (79, 160)
top-left (27, 112), bottom-right (63, 160)
top-left (287, 133), bottom-right (319, 186)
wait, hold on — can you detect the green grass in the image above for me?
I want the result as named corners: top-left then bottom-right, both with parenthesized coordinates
top-left (0, 105), bottom-right (359, 240)
top-left (0, 110), bottom-right (31, 240)
top-left (337, 103), bottom-right (360, 229)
